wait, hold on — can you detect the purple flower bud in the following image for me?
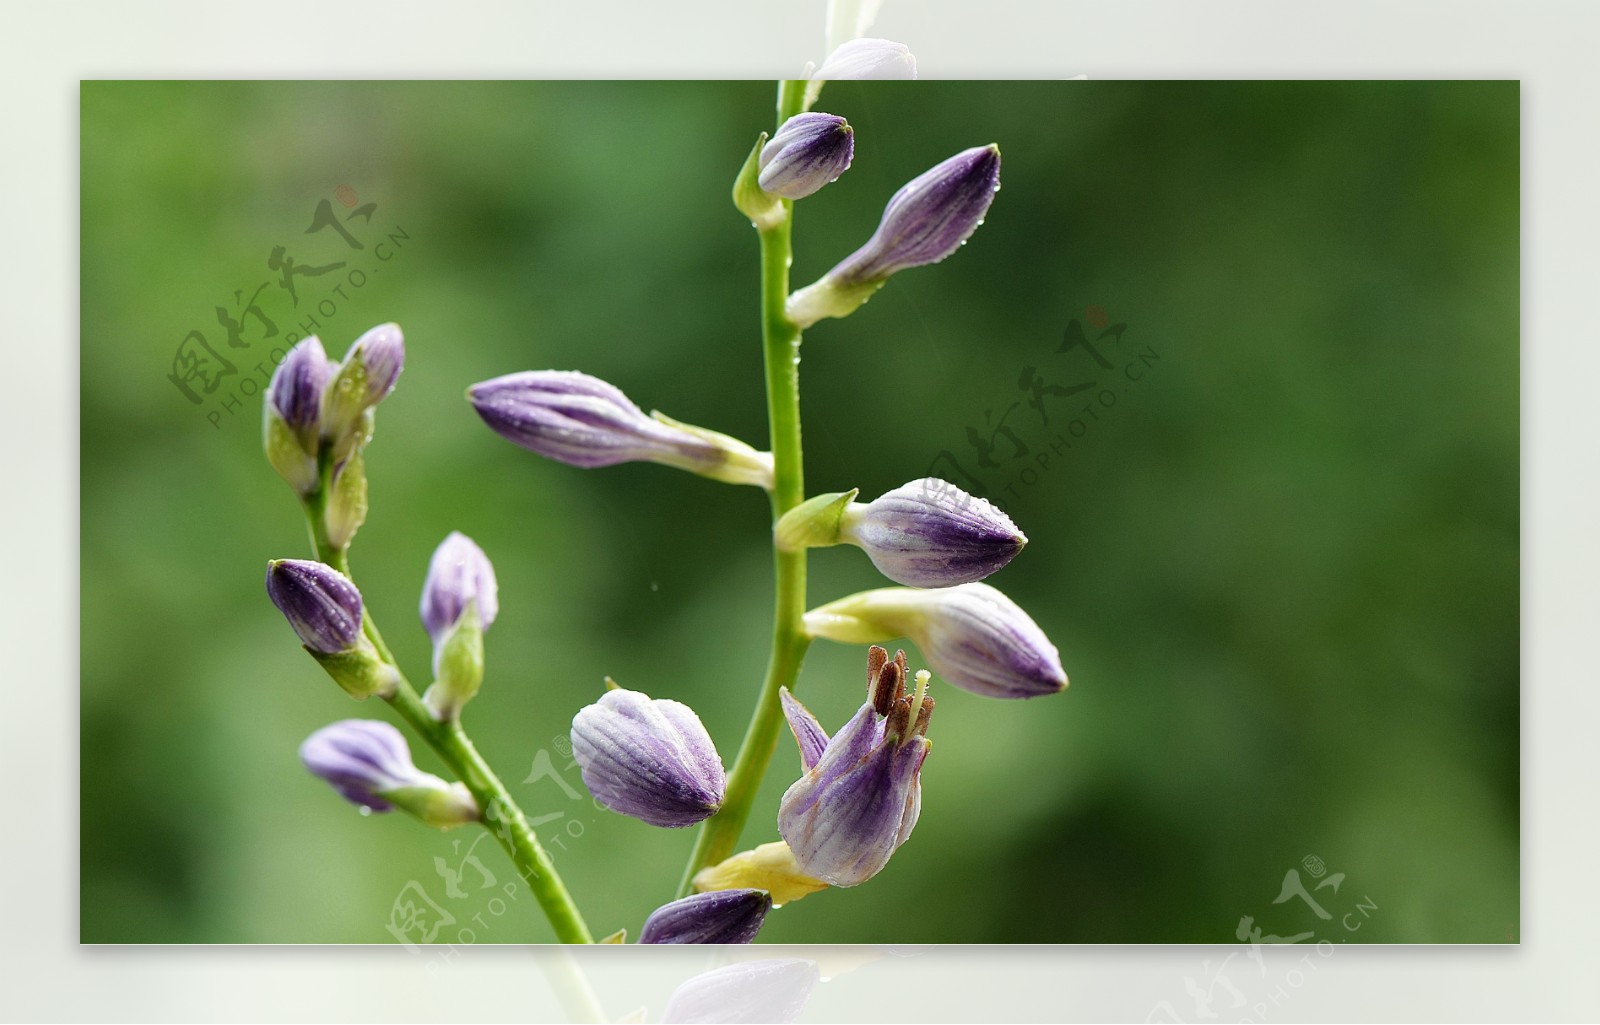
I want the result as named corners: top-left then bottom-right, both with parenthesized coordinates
top-left (344, 322), bottom-right (406, 407)
top-left (266, 337), bottom-right (331, 441)
top-left (299, 719), bottom-right (477, 825)
top-left (803, 583), bottom-right (1066, 699)
top-left (469, 371), bottom-right (773, 488)
top-left (787, 146), bottom-right (1001, 327)
top-left (321, 323), bottom-right (405, 442)
top-left (759, 113), bottom-right (854, 200)
top-left (834, 145), bottom-right (1001, 284)
top-left (839, 477), bottom-right (1027, 587)
top-left (419, 532), bottom-right (499, 643)
top-left (777, 649), bottom-right (933, 887)
top-left (266, 559), bottom-right (363, 654)
top-left (812, 38), bottom-right (918, 81)
top-left (299, 719), bottom-right (423, 811)
top-left (571, 688), bottom-right (727, 828)
top-left (661, 959), bottom-right (820, 1024)
top-left (639, 889), bottom-right (772, 945)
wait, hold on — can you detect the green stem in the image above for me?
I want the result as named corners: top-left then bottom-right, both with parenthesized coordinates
top-left (303, 473), bottom-right (594, 944)
top-left (677, 81), bottom-right (814, 896)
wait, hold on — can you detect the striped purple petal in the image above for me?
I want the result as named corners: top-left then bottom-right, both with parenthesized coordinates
top-left (571, 688), bottom-right (726, 828)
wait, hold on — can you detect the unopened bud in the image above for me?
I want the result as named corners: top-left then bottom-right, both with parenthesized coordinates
top-left (300, 719), bottom-right (478, 827)
top-left (321, 323), bottom-right (405, 445)
top-left (759, 113), bottom-right (854, 200)
top-left (788, 145), bottom-right (1001, 327)
top-left (469, 370), bottom-right (774, 488)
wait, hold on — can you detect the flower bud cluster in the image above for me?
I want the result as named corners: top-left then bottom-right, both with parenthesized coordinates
top-left (263, 324), bottom-right (406, 551)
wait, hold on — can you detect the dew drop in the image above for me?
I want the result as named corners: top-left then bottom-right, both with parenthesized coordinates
top-left (358, 805), bottom-right (372, 817)
top-left (650, 581), bottom-right (660, 592)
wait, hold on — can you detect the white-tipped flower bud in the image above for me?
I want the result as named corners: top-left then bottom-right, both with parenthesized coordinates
top-left (803, 583), bottom-right (1066, 699)
top-left (788, 145), bottom-right (1001, 327)
top-left (300, 719), bottom-right (478, 828)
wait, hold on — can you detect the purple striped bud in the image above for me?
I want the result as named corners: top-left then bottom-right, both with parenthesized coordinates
top-left (777, 648), bottom-right (933, 886)
top-left (787, 145), bottom-right (1002, 327)
top-left (639, 889), bottom-right (772, 945)
top-left (803, 583), bottom-right (1066, 699)
top-left (419, 532), bottom-right (499, 644)
top-left (266, 559), bottom-right (363, 655)
top-left (419, 532), bottom-right (497, 719)
top-left (839, 477), bottom-right (1027, 587)
top-left (263, 337), bottom-right (331, 495)
top-left (321, 323), bottom-right (405, 444)
top-left (266, 559), bottom-right (397, 698)
top-left (571, 687), bottom-right (727, 828)
top-left (759, 113), bottom-right (854, 200)
top-left (813, 38), bottom-right (918, 82)
top-left (267, 336), bottom-right (331, 443)
top-left (299, 719), bottom-right (478, 827)
top-left (661, 959), bottom-right (819, 1024)
top-left (469, 371), bottom-right (774, 488)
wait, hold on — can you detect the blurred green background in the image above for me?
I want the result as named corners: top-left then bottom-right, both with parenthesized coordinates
top-left (80, 81), bottom-right (1518, 943)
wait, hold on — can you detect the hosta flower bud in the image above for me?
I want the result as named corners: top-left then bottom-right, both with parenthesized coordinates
top-left (419, 532), bottom-right (499, 643)
top-left (262, 337), bottom-right (331, 495)
top-left (639, 889), bottom-right (772, 945)
top-left (803, 583), bottom-right (1066, 699)
top-left (813, 38), bottom-right (917, 82)
top-left (787, 145), bottom-right (1001, 328)
top-left (469, 371), bottom-right (774, 489)
top-left (321, 323), bottom-right (405, 445)
top-left (265, 559), bottom-right (397, 699)
top-left (759, 113), bottom-right (854, 200)
top-left (661, 959), bottom-right (820, 1025)
top-left (266, 559), bottom-right (363, 654)
top-left (418, 532), bottom-right (498, 720)
top-left (692, 841), bottom-right (830, 907)
top-left (299, 719), bottom-right (478, 828)
top-left (777, 648), bottom-right (933, 887)
top-left (571, 687), bottom-right (727, 828)
top-left (838, 477), bottom-right (1026, 586)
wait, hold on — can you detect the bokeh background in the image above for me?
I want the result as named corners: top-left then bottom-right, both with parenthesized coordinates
top-left (80, 81), bottom-right (1517, 943)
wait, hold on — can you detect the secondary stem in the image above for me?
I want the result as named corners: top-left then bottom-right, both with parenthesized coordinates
top-left (305, 470), bottom-right (594, 943)
top-left (677, 80), bottom-right (814, 896)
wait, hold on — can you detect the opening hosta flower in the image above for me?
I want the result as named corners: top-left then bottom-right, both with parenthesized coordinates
top-left (469, 370), bottom-right (774, 488)
top-left (804, 582), bottom-right (1067, 699)
top-left (777, 647), bottom-right (934, 887)
top-left (639, 888), bottom-right (773, 945)
top-left (299, 719), bottom-right (478, 828)
top-left (571, 687), bottom-right (727, 828)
